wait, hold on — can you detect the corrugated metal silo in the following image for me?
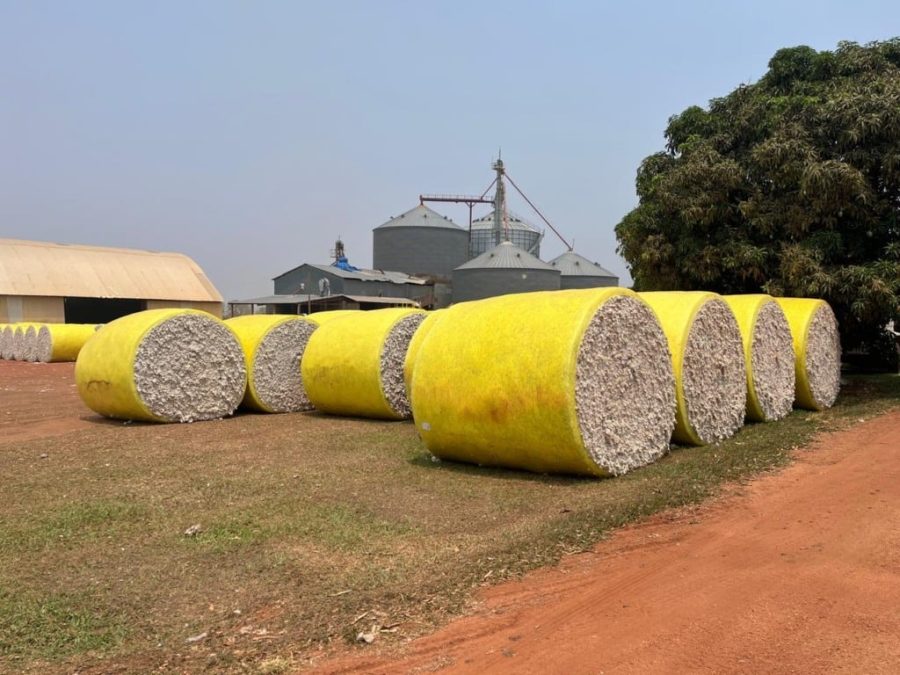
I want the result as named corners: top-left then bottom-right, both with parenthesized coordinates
top-left (452, 241), bottom-right (560, 303)
top-left (373, 205), bottom-right (469, 278)
top-left (468, 212), bottom-right (543, 259)
top-left (549, 250), bottom-right (620, 289)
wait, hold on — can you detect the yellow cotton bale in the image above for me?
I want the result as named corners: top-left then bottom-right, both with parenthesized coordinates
top-left (35, 324), bottom-right (100, 363)
top-left (639, 291), bottom-right (746, 446)
top-left (410, 289), bottom-right (676, 477)
top-left (301, 307), bottom-right (426, 420)
top-left (775, 298), bottom-right (841, 410)
top-left (225, 315), bottom-right (318, 413)
top-left (722, 295), bottom-right (795, 422)
top-left (76, 309), bottom-right (246, 423)
top-left (402, 309), bottom-right (447, 398)
top-left (305, 310), bottom-right (361, 325)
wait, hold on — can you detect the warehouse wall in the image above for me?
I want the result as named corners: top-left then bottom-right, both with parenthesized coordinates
top-left (451, 269), bottom-right (561, 303)
top-left (274, 267), bottom-right (346, 296)
top-left (559, 275), bottom-right (620, 290)
top-left (0, 296), bottom-right (65, 322)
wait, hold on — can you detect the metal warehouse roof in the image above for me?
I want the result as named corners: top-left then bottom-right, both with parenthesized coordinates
top-left (274, 263), bottom-right (428, 285)
top-left (229, 293), bottom-right (419, 306)
top-left (549, 250), bottom-right (618, 278)
top-left (455, 241), bottom-right (557, 271)
top-left (0, 238), bottom-right (222, 301)
top-left (375, 204), bottom-right (464, 230)
top-left (471, 211), bottom-right (541, 233)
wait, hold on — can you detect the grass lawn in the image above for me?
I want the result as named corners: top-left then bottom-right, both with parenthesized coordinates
top-left (0, 373), bottom-right (897, 673)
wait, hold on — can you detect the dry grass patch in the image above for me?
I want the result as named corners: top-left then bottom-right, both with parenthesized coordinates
top-left (0, 368), bottom-right (896, 673)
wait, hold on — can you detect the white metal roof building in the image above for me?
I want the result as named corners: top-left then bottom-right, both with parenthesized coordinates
top-left (548, 250), bottom-right (620, 289)
top-left (452, 241), bottom-right (560, 302)
top-left (0, 238), bottom-right (223, 323)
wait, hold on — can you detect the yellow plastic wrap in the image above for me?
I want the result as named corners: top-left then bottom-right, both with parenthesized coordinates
top-left (225, 314), bottom-right (317, 412)
top-left (305, 310), bottom-right (360, 325)
top-left (638, 291), bottom-right (743, 445)
top-left (301, 307), bottom-right (425, 419)
top-left (38, 324), bottom-right (99, 362)
top-left (402, 309), bottom-right (446, 397)
top-left (775, 297), bottom-right (839, 410)
top-left (410, 288), bottom-right (665, 477)
top-left (76, 309), bottom-right (243, 422)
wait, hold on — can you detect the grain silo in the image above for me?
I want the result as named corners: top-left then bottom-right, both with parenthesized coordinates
top-left (372, 204), bottom-right (469, 278)
top-left (452, 241), bottom-right (560, 303)
top-left (468, 212), bottom-right (543, 259)
top-left (549, 250), bottom-right (619, 289)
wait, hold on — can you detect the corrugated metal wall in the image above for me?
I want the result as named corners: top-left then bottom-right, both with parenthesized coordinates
top-left (373, 227), bottom-right (469, 279)
top-left (451, 269), bottom-right (560, 303)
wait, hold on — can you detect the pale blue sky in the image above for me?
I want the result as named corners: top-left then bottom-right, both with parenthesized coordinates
top-left (1, 1), bottom-right (898, 300)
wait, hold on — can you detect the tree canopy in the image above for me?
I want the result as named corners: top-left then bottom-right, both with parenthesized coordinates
top-left (616, 39), bottom-right (900, 362)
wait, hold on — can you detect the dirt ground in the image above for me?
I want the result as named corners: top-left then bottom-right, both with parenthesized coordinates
top-left (2, 361), bottom-right (898, 674)
top-left (317, 410), bottom-right (900, 674)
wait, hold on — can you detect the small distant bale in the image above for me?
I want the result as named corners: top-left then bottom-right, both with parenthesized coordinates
top-left (35, 324), bottom-right (100, 363)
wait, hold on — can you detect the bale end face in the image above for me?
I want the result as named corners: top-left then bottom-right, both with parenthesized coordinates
top-left (576, 294), bottom-right (676, 476)
top-left (380, 313), bottom-right (427, 419)
top-left (749, 302), bottom-right (795, 421)
top-left (681, 299), bottom-right (747, 444)
top-left (804, 304), bottom-right (841, 410)
top-left (252, 320), bottom-right (318, 413)
top-left (134, 314), bottom-right (246, 423)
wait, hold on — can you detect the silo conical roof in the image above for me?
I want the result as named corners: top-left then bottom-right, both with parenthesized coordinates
top-left (549, 250), bottom-right (617, 278)
top-left (470, 211), bottom-right (540, 233)
top-left (375, 204), bottom-right (463, 230)
top-left (455, 241), bottom-right (556, 271)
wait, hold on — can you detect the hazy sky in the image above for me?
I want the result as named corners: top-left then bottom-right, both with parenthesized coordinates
top-left (2, 1), bottom-right (898, 300)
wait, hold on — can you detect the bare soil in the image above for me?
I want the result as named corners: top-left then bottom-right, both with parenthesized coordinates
top-left (316, 410), bottom-right (900, 674)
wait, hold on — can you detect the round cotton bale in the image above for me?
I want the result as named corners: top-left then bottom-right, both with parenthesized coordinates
top-left (23, 325), bottom-right (45, 362)
top-left (225, 315), bottom-right (318, 413)
top-left (0, 325), bottom-right (13, 359)
top-left (723, 295), bottom-right (795, 422)
top-left (301, 308), bottom-right (426, 420)
top-left (639, 291), bottom-right (747, 446)
top-left (410, 288), bottom-right (676, 477)
top-left (775, 298), bottom-right (841, 410)
top-left (75, 309), bottom-right (246, 423)
top-left (305, 310), bottom-right (361, 325)
top-left (35, 324), bottom-right (100, 363)
top-left (402, 309), bottom-right (447, 397)
top-left (12, 324), bottom-right (38, 361)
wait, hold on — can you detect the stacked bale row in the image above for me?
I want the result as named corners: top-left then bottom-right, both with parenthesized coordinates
top-left (0, 323), bottom-right (100, 362)
top-left (403, 290), bottom-right (842, 478)
top-left (74, 307), bottom-right (429, 425)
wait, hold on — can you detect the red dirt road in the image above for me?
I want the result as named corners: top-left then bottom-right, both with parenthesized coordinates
top-left (317, 411), bottom-right (900, 674)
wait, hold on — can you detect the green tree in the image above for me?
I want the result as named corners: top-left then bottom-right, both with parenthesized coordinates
top-left (616, 39), bottom-right (900, 366)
